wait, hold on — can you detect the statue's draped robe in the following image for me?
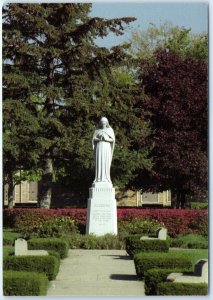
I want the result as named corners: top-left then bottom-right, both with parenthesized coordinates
top-left (92, 127), bottom-right (115, 182)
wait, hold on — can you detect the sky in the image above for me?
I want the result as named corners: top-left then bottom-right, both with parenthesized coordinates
top-left (90, 2), bottom-right (208, 47)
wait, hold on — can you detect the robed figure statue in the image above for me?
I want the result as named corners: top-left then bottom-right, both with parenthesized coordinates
top-left (92, 117), bottom-right (115, 183)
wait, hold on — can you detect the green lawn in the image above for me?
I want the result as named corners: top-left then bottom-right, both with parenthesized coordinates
top-left (170, 248), bottom-right (208, 265)
top-left (169, 234), bottom-right (208, 249)
top-left (3, 228), bottom-right (22, 246)
top-left (3, 246), bottom-right (14, 259)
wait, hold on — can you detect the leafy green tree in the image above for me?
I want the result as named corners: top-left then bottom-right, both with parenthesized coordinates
top-left (3, 3), bottom-right (151, 207)
top-left (130, 21), bottom-right (208, 61)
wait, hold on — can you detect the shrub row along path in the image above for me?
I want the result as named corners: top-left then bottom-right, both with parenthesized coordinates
top-left (47, 249), bottom-right (144, 296)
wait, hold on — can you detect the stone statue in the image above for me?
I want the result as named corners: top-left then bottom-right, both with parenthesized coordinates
top-left (92, 117), bottom-right (115, 183)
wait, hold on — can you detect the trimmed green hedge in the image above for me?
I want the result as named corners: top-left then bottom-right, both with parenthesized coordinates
top-left (144, 268), bottom-right (193, 295)
top-left (134, 252), bottom-right (192, 279)
top-left (28, 238), bottom-right (69, 258)
top-left (157, 282), bottom-right (208, 295)
top-left (3, 271), bottom-right (48, 296)
top-left (126, 234), bottom-right (169, 258)
top-left (3, 255), bottom-right (60, 280)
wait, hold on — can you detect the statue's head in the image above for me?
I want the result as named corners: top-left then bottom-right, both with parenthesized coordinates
top-left (99, 117), bottom-right (110, 129)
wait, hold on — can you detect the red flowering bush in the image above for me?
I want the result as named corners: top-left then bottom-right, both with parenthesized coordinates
top-left (3, 208), bottom-right (208, 238)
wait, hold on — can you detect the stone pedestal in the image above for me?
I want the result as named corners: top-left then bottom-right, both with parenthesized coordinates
top-left (86, 182), bottom-right (117, 236)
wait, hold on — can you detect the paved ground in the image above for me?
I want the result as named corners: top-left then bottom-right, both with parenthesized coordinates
top-left (47, 249), bottom-right (145, 296)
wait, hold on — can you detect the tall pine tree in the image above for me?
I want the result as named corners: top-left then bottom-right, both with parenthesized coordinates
top-left (3, 3), bottom-right (151, 208)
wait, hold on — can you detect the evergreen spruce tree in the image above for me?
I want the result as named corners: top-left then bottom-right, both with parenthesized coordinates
top-left (3, 3), bottom-right (151, 208)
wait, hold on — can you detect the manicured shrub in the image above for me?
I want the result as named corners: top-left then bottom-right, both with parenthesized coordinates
top-left (144, 268), bottom-right (193, 295)
top-left (3, 255), bottom-right (60, 280)
top-left (3, 271), bottom-right (48, 296)
top-left (47, 250), bottom-right (61, 260)
top-left (117, 208), bottom-right (208, 237)
top-left (126, 235), bottom-right (169, 258)
top-left (118, 219), bottom-right (164, 241)
top-left (156, 282), bottom-right (208, 295)
top-left (3, 208), bottom-right (208, 237)
top-left (28, 238), bottom-right (69, 258)
top-left (188, 214), bottom-right (208, 237)
top-left (134, 252), bottom-right (192, 279)
top-left (16, 214), bottom-right (78, 238)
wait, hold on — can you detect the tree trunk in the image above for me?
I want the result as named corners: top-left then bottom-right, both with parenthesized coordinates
top-left (180, 190), bottom-right (186, 209)
top-left (176, 188), bottom-right (181, 209)
top-left (39, 158), bottom-right (53, 208)
top-left (8, 173), bottom-right (14, 209)
top-left (171, 189), bottom-right (177, 208)
top-left (175, 187), bottom-right (186, 209)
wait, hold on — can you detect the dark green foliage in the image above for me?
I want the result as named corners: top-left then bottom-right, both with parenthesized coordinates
top-left (3, 255), bottom-right (60, 280)
top-left (28, 238), bottom-right (69, 258)
top-left (156, 282), bottom-right (208, 296)
top-left (126, 235), bottom-right (169, 258)
top-left (144, 268), bottom-right (193, 295)
top-left (134, 252), bottom-right (192, 279)
top-left (3, 3), bottom-right (151, 208)
top-left (3, 271), bottom-right (48, 296)
top-left (47, 250), bottom-right (61, 260)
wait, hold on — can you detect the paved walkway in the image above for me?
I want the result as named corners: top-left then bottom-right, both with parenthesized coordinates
top-left (47, 249), bottom-right (145, 296)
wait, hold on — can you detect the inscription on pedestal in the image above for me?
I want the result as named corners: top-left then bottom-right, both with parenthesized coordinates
top-left (86, 186), bottom-right (117, 235)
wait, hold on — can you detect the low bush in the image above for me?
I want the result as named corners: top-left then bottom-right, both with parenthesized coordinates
top-left (28, 238), bottom-right (69, 259)
top-left (47, 250), bottom-right (61, 260)
top-left (156, 282), bottom-right (208, 295)
top-left (134, 252), bottom-right (192, 279)
top-left (144, 268), bottom-right (193, 295)
top-left (3, 271), bottom-right (48, 296)
top-left (15, 214), bottom-right (78, 238)
top-left (65, 233), bottom-right (124, 249)
top-left (96, 234), bottom-right (124, 250)
top-left (118, 219), bottom-right (164, 241)
top-left (118, 208), bottom-right (208, 237)
top-left (4, 208), bottom-right (208, 237)
top-left (190, 202), bottom-right (208, 209)
top-left (126, 235), bottom-right (169, 258)
top-left (3, 255), bottom-right (60, 280)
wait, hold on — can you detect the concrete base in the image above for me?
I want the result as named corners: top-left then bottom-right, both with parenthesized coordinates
top-left (86, 182), bottom-right (117, 236)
